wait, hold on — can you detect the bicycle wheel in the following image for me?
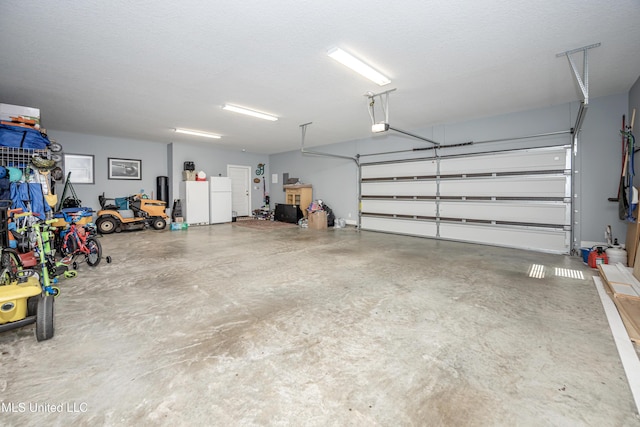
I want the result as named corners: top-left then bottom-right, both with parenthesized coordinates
top-left (0, 248), bottom-right (22, 286)
top-left (85, 237), bottom-right (102, 267)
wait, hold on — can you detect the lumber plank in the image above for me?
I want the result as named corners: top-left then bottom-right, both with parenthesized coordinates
top-left (612, 297), bottom-right (640, 343)
top-left (616, 263), bottom-right (640, 295)
top-left (598, 264), bottom-right (640, 299)
top-left (634, 239), bottom-right (640, 280)
top-left (600, 272), bottom-right (640, 342)
top-left (594, 277), bottom-right (640, 414)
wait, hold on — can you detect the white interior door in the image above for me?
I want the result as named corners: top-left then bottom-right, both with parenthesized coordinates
top-left (227, 165), bottom-right (251, 217)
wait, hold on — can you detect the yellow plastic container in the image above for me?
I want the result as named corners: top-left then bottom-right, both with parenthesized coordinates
top-left (51, 215), bottom-right (92, 228)
top-left (0, 277), bottom-right (41, 324)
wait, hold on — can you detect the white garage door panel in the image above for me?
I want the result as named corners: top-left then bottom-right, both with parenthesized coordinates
top-left (361, 217), bottom-right (437, 237)
top-left (361, 160), bottom-right (437, 179)
top-left (361, 180), bottom-right (437, 197)
top-left (439, 175), bottom-right (568, 198)
top-left (439, 222), bottom-right (569, 253)
top-left (439, 201), bottom-right (569, 224)
top-left (361, 199), bottom-right (437, 216)
top-left (440, 147), bottom-right (569, 175)
top-left (358, 145), bottom-right (572, 253)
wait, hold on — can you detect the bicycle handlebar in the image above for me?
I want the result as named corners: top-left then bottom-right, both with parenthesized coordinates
top-left (12, 212), bottom-right (33, 219)
top-left (15, 214), bottom-right (58, 232)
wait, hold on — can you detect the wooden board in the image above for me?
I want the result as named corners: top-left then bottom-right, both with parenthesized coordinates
top-left (626, 212), bottom-right (640, 267)
top-left (602, 280), bottom-right (640, 343)
top-left (599, 265), bottom-right (640, 342)
top-left (594, 277), bottom-right (640, 414)
top-left (0, 120), bottom-right (37, 129)
top-left (615, 297), bottom-right (640, 343)
top-left (634, 239), bottom-right (640, 280)
top-left (598, 263), bottom-right (640, 299)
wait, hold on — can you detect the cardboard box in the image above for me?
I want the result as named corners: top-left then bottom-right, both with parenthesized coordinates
top-left (308, 210), bottom-right (327, 230)
top-left (0, 103), bottom-right (40, 124)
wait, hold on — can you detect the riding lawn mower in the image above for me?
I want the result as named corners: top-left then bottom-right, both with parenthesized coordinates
top-left (96, 193), bottom-right (168, 234)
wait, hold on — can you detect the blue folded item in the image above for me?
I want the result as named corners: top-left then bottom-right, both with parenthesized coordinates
top-left (59, 207), bottom-right (93, 215)
top-left (0, 123), bottom-right (51, 149)
top-left (54, 207), bottom-right (93, 223)
top-left (28, 183), bottom-right (51, 218)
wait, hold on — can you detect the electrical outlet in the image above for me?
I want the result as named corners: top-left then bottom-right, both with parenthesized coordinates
top-left (348, 213), bottom-right (351, 218)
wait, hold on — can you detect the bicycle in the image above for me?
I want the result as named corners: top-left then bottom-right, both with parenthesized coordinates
top-left (0, 213), bottom-right (71, 341)
top-left (0, 247), bottom-right (22, 286)
top-left (55, 210), bottom-right (112, 269)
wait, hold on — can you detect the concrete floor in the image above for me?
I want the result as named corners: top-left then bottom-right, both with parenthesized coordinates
top-left (0, 223), bottom-right (638, 426)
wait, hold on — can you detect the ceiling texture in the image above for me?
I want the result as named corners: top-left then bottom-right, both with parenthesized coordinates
top-left (1, 1), bottom-right (639, 154)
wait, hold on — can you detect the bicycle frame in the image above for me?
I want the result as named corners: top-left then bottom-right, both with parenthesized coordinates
top-left (14, 213), bottom-right (74, 295)
top-left (56, 212), bottom-right (104, 268)
top-left (60, 220), bottom-right (91, 256)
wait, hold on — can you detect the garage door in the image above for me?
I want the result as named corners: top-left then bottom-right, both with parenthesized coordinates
top-left (360, 145), bottom-right (572, 253)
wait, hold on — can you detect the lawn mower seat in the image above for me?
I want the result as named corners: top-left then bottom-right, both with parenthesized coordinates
top-left (98, 193), bottom-right (119, 210)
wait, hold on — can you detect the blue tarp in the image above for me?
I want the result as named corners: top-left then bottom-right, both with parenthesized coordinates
top-left (10, 182), bottom-right (51, 218)
top-left (29, 183), bottom-right (51, 218)
top-left (0, 124), bottom-right (51, 149)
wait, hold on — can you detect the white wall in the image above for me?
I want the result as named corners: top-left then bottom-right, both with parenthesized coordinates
top-left (578, 94), bottom-right (629, 245)
top-left (47, 130), bottom-right (168, 212)
top-left (168, 142), bottom-right (269, 213)
top-left (269, 141), bottom-right (359, 220)
top-left (47, 131), bottom-right (270, 215)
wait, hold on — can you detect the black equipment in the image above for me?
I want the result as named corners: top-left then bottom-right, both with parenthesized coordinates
top-left (156, 176), bottom-right (169, 204)
top-left (274, 204), bottom-right (303, 224)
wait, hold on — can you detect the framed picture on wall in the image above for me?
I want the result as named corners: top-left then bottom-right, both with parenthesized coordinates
top-left (108, 158), bottom-right (142, 180)
top-left (64, 153), bottom-right (95, 184)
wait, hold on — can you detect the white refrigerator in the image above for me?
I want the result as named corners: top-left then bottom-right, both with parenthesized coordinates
top-left (210, 177), bottom-right (232, 224)
top-left (179, 181), bottom-right (210, 224)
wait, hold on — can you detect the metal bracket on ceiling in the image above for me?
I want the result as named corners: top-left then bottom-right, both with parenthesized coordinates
top-left (365, 89), bottom-right (441, 146)
top-left (556, 43), bottom-right (600, 103)
top-left (556, 42), bottom-right (601, 136)
top-left (299, 122), bottom-right (359, 164)
top-left (366, 88), bottom-right (396, 128)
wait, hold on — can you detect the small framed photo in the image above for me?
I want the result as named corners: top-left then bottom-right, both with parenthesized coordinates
top-left (64, 153), bottom-right (95, 184)
top-left (108, 158), bottom-right (142, 180)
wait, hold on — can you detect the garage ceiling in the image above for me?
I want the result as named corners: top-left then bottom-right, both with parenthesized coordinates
top-left (1, 1), bottom-right (639, 154)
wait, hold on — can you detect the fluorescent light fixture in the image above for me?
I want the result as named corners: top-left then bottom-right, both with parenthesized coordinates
top-left (328, 47), bottom-right (391, 86)
top-left (222, 104), bottom-right (278, 121)
top-left (174, 128), bottom-right (221, 139)
top-left (372, 123), bottom-right (390, 133)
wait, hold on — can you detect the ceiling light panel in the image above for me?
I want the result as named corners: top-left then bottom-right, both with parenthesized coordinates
top-left (174, 128), bottom-right (221, 139)
top-left (328, 47), bottom-right (391, 86)
top-left (222, 104), bottom-right (278, 121)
